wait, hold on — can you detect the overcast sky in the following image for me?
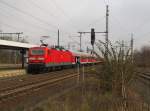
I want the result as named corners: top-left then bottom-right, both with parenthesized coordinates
top-left (0, 0), bottom-right (150, 50)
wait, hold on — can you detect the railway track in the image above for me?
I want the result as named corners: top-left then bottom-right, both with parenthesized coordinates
top-left (0, 64), bottom-right (93, 89)
top-left (0, 73), bottom-right (78, 101)
top-left (136, 71), bottom-right (150, 80)
top-left (0, 66), bottom-right (92, 102)
top-left (0, 68), bottom-right (78, 90)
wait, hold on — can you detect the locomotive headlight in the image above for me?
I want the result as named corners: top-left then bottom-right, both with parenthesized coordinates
top-left (29, 57), bottom-right (36, 60)
top-left (37, 57), bottom-right (44, 60)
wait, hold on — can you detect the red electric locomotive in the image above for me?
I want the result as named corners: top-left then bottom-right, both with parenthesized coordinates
top-left (27, 45), bottom-right (97, 73)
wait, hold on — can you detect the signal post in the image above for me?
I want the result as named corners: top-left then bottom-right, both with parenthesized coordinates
top-left (78, 29), bottom-right (106, 53)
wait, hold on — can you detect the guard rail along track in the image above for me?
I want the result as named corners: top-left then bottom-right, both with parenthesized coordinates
top-left (0, 72), bottom-right (78, 101)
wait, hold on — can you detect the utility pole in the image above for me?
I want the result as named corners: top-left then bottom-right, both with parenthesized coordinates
top-left (78, 32), bottom-right (82, 52)
top-left (77, 6), bottom-right (109, 53)
top-left (106, 5), bottom-right (109, 55)
top-left (58, 29), bottom-right (60, 47)
top-left (17, 32), bottom-right (23, 41)
top-left (16, 32), bottom-right (23, 65)
top-left (86, 46), bottom-right (89, 53)
top-left (122, 40), bottom-right (124, 59)
top-left (131, 34), bottom-right (134, 63)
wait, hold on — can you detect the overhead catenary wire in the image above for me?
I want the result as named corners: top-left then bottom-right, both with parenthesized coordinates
top-left (136, 31), bottom-right (150, 39)
top-left (0, 21), bottom-right (57, 39)
top-left (132, 19), bottom-right (150, 36)
top-left (50, 0), bottom-right (68, 18)
top-left (0, 0), bottom-right (58, 29)
top-left (104, 0), bottom-right (109, 6)
top-left (49, 0), bottom-right (79, 30)
top-left (103, 0), bottom-right (107, 5)
top-left (110, 15), bottom-right (130, 34)
top-left (0, 7), bottom-right (57, 34)
top-left (80, 16), bottom-right (105, 31)
top-left (0, 22), bottom-right (37, 34)
top-left (28, 0), bottom-right (58, 18)
top-left (27, 0), bottom-right (73, 38)
top-left (0, 22), bottom-right (58, 44)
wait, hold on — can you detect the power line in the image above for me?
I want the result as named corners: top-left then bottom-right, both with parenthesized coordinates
top-left (0, 22), bottom-right (29, 33)
top-left (103, 0), bottom-right (107, 5)
top-left (107, 0), bottom-right (110, 5)
top-left (110, 9), bottom-right (149, 39)
top-left (50, 0), bottom-right (78, 30)
top-left (0, 21), bottom-right (57, 39)
top-left (0, 0), bottom-right (73, 37)
top-left (0, 7), bottom-right (57, 33)
top-left (104, 0), bottom-right (110, 5)
top-left (81, 16), bottom-right (105, 31)
top-left (111, 15), bottom-right (130, 34)
top-left (88, 16), bottom-right (105, 27)
top-left (0, 0), bottom-right (58, 29)
top-left (137, 31), bottom-right (150, 39)
top-left (26, 0), bottom-right (77, 37)
top-left (0, 22), bottom-right (19, 31)
top-left (51, 0), bottom-right (67, 18)
top-left (133, 21), bottom-right (150, 35)
top-left (0, 22), bottom-right (40, 34)
top-left (28, 0), bottom-right (73, 37)
top-left (28, 0), bottom-right (58, 18)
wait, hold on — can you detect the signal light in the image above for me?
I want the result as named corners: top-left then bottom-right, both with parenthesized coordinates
top-left (91, 28), bottom-right (95, 46)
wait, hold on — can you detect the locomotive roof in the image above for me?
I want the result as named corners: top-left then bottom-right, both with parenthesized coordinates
top-left (29, 47), bottom-right (95, 57)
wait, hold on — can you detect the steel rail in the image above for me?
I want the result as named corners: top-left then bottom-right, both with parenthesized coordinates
top-left (0, 69), bottom-right (76, 92)
top-left (0, 65), bottom-right (95, 101)
top-left (135, 71), bottom-right (150, 81)
top-left (0, 73), bottom-right (78, 100)
top-left (0, 67), bottom-right (88, 93)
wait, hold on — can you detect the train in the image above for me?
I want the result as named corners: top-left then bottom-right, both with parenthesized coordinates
top-left (26, 45), bottom-right (99, 73)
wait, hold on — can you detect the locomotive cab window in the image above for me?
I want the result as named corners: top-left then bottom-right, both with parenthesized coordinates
top-left (31, 49), bottom-right (45, 55)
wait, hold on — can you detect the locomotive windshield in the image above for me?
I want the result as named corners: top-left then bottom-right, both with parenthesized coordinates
top-left (31, 49), bottom-right (45, 55)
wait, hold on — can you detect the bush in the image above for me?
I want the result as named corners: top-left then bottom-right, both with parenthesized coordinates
top-left (95, 40), bottom-right (135, 97)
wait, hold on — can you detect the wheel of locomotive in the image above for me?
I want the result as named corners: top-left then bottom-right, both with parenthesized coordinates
top-left (45, 67), bottom-right (49, 72)
top-left (48, 67), bottom-right (52, 72)
top-left (42, 67), bottom-right (47, 73)
top-left (26, 67), bottom-right (32, 74)
top-left (58, 66), bottom-right (62, 70)
top-left (71, 64), bottom-right (74, 68)
top-left (60, 66), bottom-right (63, 70)
top-left (39, 67), bottom-right (44, 73)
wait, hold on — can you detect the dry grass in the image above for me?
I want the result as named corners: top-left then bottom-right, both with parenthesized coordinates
top-left (31, 76), bottom-right (110, 111)
top-left (30, 74), bottom-right (150, 111)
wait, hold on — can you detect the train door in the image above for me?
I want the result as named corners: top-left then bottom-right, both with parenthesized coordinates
top-left (75, 56), bottom-right (80, 64)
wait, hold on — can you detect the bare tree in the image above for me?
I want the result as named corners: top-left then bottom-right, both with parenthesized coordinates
top-left (95, 40), bottom-right (135, 111)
